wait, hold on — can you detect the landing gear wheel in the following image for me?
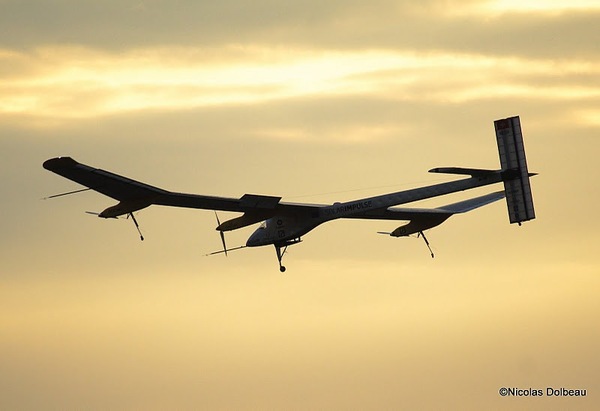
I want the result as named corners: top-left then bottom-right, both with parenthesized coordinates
top-left (275, 244), bottom-right (288, 273)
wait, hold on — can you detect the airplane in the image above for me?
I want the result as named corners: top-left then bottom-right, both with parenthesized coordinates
top-left (43, 116), bottom-right (536, 272)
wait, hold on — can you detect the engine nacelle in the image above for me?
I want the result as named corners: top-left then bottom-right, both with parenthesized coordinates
top-left (390, 215), bottom-right (450, 237)
top-left (98, 200), bottom-right (152, 218)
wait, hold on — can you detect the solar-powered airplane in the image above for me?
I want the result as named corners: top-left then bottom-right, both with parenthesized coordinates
top-left (43, 116), bottom-right (536, 271)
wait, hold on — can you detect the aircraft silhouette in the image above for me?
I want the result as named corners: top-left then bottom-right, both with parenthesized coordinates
top-left (44, 116), bottom-right (535, 271)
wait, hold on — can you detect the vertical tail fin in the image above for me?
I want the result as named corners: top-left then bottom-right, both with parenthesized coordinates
top-left (494, 116), bottom-right (536, 225)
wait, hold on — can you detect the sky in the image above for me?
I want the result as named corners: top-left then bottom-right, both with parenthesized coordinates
top-left (1, 0), bottom-right (599, 409)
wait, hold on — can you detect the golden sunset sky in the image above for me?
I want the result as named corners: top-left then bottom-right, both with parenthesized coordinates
top-left (1, 0), bottom-right (599, 409)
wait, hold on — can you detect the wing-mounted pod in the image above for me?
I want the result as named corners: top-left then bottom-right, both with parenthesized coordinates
top-left (379, 215), bottom-right (449, 258)
top-left (209, 194), bottom-right (283, 256)
top-left (94, 200), bottom-right (149, 241)
top-left (383, 215), bottom-right (449, 258)
top-left (98, 199), bottom-right (153, 218)
top-left (388, 214), bottom-right (450, 237)
top-left (379, 191), bottom-right (506, 258)
top-left (215, 193), bottom-right (282, 231)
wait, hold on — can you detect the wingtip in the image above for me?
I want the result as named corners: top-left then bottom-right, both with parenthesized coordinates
top-left (43, 156), bottom-right (77, 170)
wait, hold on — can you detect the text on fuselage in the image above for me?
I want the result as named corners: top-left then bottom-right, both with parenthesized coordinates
top-left (323, 200), bottom-right (373, 216)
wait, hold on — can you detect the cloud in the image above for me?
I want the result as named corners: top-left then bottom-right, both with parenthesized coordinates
top-left (477, 0), bottom-right (600, 14)
top-left (2, 45), bottom-right (599, 138)
top-left (1, 1), bottom-right (598, 59)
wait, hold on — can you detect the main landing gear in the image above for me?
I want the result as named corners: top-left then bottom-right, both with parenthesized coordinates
top-left (418, 231), bottom-right (434, 258)
top-left (128, 212), bottom-right (144, 241)
top-left (275, 245), bottom-right (287, 272)
top-left (274, 238), bottom-right (301, 272)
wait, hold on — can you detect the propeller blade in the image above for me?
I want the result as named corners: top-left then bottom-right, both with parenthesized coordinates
top-left (220, 230), bottom-right (228, 257)
top-left (214, 211), bottom-right (228, 256)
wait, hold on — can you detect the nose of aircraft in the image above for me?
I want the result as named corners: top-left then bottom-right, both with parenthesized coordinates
top-left (246, 229), bottom-right (261, 247)
top-left (246, 220), bottom-right (272, 247)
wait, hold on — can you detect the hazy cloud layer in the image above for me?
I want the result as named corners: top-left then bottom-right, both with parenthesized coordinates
top-left (2, 46), bottom-right (599, 130)
top-left (1, 1), bottom-right (598, 58)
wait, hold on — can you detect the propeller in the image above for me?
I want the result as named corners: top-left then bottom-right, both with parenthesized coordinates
top-left (206, 212), bottom-right (248, 257)
top-left (214, 211), bottom-right (228, 256)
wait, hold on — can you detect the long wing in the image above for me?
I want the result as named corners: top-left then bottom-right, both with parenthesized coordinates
top-left (43, 157), bottom-right (503, 227)
top-left (346, 191), bottom-right (506, 221)
top-left (43, 157), bottom-right (321, 218)
top-left (347, 191), bottom-right (505, 237)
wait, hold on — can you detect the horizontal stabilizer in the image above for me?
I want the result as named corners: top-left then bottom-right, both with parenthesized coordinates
top-left (429, 167), bottom-right (498, 177)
